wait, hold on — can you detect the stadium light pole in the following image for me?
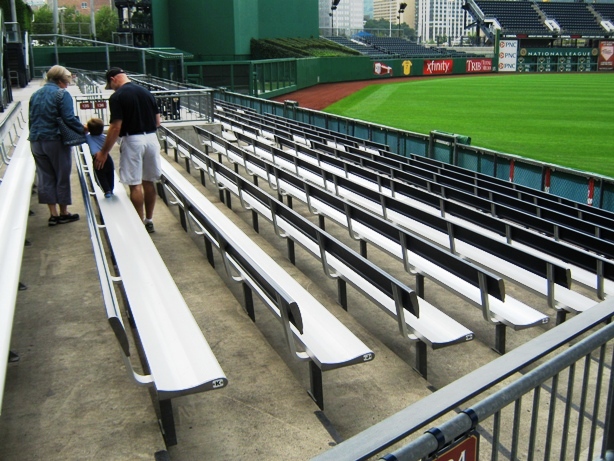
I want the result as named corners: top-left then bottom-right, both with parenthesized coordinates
top-left (398, 2), bottom-right (407, 38)
top-left (389, 0), bottom-right (393, 37)
top-left (331, 0), bottom-right (341, 37)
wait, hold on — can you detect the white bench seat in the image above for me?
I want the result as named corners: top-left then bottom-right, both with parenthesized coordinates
top-left (78, 148), bottom-right (227, 445)
top-left (199, 133), bottom-right (548, 332)
top-left (0, 134), bottom-right (35, 415)
top-left (230, 133), bottom-right (595, 318)
top-left (185, 145), bottom-right (474, 350)
top-left (160, 157), bottom-right (375, 407)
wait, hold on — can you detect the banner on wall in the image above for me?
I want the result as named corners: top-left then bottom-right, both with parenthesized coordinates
top-left (374, 62), bottom-right (393, 76)
top-left (598, 41), bottom-right (614, 70)
top-left (466, 58), bottom-right (493, 73)
top-left (423, 59), bottom-right (453, 75)
top-left (498, 40), bottom-right (518, 72)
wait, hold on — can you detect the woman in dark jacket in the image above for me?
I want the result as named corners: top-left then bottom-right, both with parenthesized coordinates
top-left (29, 65), bottom-right (85, 226)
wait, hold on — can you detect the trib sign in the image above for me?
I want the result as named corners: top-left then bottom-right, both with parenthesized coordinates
top-left (431, 433), bottom-right (478, 461)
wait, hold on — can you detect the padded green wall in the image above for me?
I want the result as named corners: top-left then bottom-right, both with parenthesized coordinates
top-left (152, 0), bottom-right (170, 47)
top-left (153, 0), bottom-right (319, 60)
top-left (257, 0), bottom-right (319, 39)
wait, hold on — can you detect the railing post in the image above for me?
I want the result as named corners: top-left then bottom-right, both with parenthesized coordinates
top-left (602, 349), bottom-right (614, 459)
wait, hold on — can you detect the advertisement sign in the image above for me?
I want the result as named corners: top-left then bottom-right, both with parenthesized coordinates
top-left (423, 59), bottom-right (453, 75)
top-left (599, 41), bottom-right (614, 70)
top-left (498, 40), bottom-right (518, 72)
top-left (431, 433), bottom-right (479, 461)
top-left (374, 62), bottom-right (393, 76)
top-left (466, 58), bottom-right (492, 73)
top-left (402, 60), bottom-right (413, 76)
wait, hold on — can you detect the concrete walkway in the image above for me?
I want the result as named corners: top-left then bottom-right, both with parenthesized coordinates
top-left (0, 80), bottom-right (572, 460)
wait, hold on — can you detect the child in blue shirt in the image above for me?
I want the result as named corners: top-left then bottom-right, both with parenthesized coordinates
top-left (85, 118), bottom-right (114, 197)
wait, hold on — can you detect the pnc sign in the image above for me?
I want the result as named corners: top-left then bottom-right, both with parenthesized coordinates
top-left (431, 433), bottom-right (478, 461)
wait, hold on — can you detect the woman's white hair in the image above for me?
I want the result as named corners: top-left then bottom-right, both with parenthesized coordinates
top-left (46, 65), bottom-right (72, 85)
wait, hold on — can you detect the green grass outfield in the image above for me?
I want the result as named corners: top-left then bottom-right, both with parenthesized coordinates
top-left (323, 73), bottom-right (614, 178)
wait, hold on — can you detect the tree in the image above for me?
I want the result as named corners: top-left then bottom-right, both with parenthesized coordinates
top-left (0, 0), bottom-right (33, 34)
top-left (32, 4), bottom-right (54, 44)
top-left (62, 6), bottom-right (91, 39)
top-left (95, 6), bottom-right (118, 43)
top-left (363, 18), bottom-right (416, 40)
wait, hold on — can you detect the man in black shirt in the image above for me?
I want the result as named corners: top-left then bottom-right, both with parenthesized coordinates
top-left (94, 68), bottom-right (161, 233)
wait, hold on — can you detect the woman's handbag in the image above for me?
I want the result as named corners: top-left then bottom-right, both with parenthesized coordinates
top-left (56, 90), bottom-right (86, 146)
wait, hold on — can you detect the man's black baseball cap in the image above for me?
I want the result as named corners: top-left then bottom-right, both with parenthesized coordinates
top-left (105, 67), bottom-right (125, 89)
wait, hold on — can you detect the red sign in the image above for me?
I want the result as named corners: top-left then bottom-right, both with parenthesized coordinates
top-left (432, 433), bottom-right (478, 461)
top-left (424, 59), bottom-right (453, 75)
top-left (374, 62), bottom-right (393, 76)
top-left (79, 101), bottom-right (108, 110)
top-left (466, 58), bottom-right (492, 73)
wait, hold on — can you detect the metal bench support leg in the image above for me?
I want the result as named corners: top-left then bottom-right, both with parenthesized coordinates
top-left (252, 210), bottom-right (259, 233)
top-left (415, 273), bottom-right (425, 299)
top-left (494, 324), bottom-right (506, 355)
top-left (415, 341), bottom-right (427, 379)
top-left (338, 278), bottom-right (347, 310)
top-left (360, 240), bottom-right (367, 258)
top-left (203, 237), bottom-right (215, 267)
top-left (159, 399), bottom-right (178, 446)
top-left (243, 282), bottom-right (255, 322)
top-left (157, 183), bottom-right (168, 205)
top-left (224, 190), bottom-right (232, 209)
top-left (318, 215), bottom-right (326, 231)
top-left (287, 239), bottom-right (295, 265)
top-left (178, 207), bottom-right (187, 231)
top-left (556, 309), bottom-right (567, 325)
top-left (308, 361), bottom-right (324, 410)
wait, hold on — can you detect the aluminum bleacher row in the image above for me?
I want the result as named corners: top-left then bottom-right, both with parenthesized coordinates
top-left (325, 36), bottom-right (390, 59)
top-left (207, 102), bottom-right (612, 321)
top-left (0, 132), bottom-right (34, 417)
top-left (215, 102), bottom-right (614, 259)
top-left (159, 126), bottom-right (477, 378)
top-left (191, 124), bottom-right (557, 355)
top-left (211, 102), bottom-right (614, 302)
top-left (156, 155), bottom-right (379, 408)
top-left (75, 145), bottom-right (228, 446)
top-left (471, 0), bottom-right (612, 36)
top-left (324, 36), bottom-right (474, 59)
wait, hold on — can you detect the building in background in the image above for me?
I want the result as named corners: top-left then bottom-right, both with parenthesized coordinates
top-left (373, 0), bottom-right (416, 31)
top-left (319, 0), bottom-right (364, 36)
top-left (364, 0), bottom-right (373, 19)
top-left (416, 0), bottom-right (465, 44)
top-left (24, 0), bottom-right (115, 13)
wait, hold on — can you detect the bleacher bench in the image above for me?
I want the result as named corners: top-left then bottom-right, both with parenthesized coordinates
top-left (0, 134), bottom-right (34, 414)
top-left (77, 147), bottom-right (227, 446)
top-left (158, 156), bottom-right (375, 408)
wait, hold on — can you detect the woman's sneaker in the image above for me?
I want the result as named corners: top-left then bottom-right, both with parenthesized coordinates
top-left (144, 221), bottom-right (155, 233)
top-left (48, 216), bottom-right (60, 226)
top-left (58, 213), bottom-right (80, 224)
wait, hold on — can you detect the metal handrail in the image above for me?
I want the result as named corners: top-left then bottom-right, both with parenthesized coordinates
top-left (312, 297), bottom-right (614, 460)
